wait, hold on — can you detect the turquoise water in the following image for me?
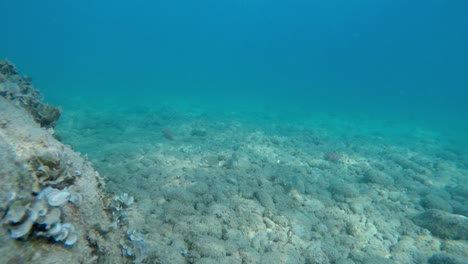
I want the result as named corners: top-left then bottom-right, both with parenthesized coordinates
top-left (2, 1), bottom-right (468, 262)
top-left (2, 1), bottom-right (467, 111)
top-left (2, 1), bottom-right (467, 144)
top-left (3, 1), bottom-right (468, 148)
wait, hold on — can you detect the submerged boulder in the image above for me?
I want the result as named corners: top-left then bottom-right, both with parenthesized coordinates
top-left (0, 60), bottom-right (124, 263)
top-left (413, 209), bottom-right (468, 240)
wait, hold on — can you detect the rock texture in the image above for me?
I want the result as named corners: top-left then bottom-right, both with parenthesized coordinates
top-left (0, 60), bottom-right (61, 128)
top-left (0, 60), bottom-right (124, 263)
top-left (414, 209), bottom-right (468, 240)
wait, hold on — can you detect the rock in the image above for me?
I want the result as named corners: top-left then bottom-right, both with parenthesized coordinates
top-left (363, 169), bottom-right (394, 186)
top-left (413, 209), bottom-right (468, 240)
top-left (192, 236), bottom-right (226, 258)
top-left (442, 240), bottom-right (468, 258)
top-left (421, 194), bottom-right (453, 213)
top-left (428, 253), bottom-right (466, 264)
top-left (303, 242), bottom-right (330, 264)
top-left (0, 60), bottom-right (61, 127)
top-left (255, 190), bottom-right (275, 211)
top-left (187, 182), bottom-right (209, 196)
top-left (0, 61), bottom-right (124, 263)
top-left (191, 129), bottom-right (207, 137)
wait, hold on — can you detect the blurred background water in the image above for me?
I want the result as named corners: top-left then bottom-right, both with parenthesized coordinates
top-left (1, 0), bottom-right (467, 146)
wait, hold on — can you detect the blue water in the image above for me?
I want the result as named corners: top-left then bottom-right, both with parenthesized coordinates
top-left (2, 1), bottom-right (468, 262)
top-left (1, 0), bottom-right (467, 138)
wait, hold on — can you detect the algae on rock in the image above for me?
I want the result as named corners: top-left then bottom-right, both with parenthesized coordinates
top-left (0, 60), bottom-right (125, 263)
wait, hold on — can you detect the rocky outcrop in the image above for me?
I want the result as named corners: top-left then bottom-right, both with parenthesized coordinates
top-left (0, 60), bottom-right (61, 128)
top-left (0, 61), bottom-right (124, 263)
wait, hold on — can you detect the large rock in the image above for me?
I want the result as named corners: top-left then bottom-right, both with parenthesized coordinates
top-left (413, 209), bottom-right (468, 240)
top-left (0, 61), bottom-right (124, 263)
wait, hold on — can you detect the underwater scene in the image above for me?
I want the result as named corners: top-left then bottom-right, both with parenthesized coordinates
top-left (0, 0), bottom-right (467, 263)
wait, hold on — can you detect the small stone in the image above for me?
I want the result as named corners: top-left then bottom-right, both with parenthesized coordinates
top-left (187, 182), bottom-right (209, 195)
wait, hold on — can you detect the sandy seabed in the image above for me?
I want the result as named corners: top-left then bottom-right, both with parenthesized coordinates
top-left (56, 98), bottom-right (468, 264)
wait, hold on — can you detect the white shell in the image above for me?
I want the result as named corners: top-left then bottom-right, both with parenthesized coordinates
top-left (48, 223), bottom-right (62, 236)
top-left (38, 187), bottom-right (54, 199)
top-left (9, 216), bottom-right (34, 238)
top-left (46, 189), bottom-right (71, 207)
top-left (62, 223), bottom-right (75, 232)
top-left (64, 233), bottom-right (77, 246)
top-left (27, 207), bottom-right (39, 222)
top-left (53, 227), bottom-right (69, 241)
